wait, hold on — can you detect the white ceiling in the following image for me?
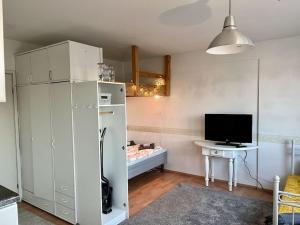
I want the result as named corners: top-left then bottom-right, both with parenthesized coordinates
top-left (3, 0), bottom-right (300, 59)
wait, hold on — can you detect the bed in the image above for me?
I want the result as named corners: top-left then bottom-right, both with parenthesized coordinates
top-left (127, 143), bottom-right (167, 179)
top-left (273, 140), bottom-right (300, 225)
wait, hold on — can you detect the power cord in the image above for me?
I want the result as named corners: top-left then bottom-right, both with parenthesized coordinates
top-left (240, 150), bottom-right (265, 190)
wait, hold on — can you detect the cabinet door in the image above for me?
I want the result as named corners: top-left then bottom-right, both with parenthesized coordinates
top-left (31, 49), bottom-right (50, 84)
top-left (84, 45), bottom-right (101, 81)
top-left (16, 54), bottom-right (31, 85)
top-left (51, 83), bottom-right (75, 197)
top-left (17, 86), bottom-right (34, 192)
top-left (48, 43), bottom-right (70, 82)
top-left (30, 84), bottom-right (54, 201)
top-left (69, 42), bottom-right (101, 81)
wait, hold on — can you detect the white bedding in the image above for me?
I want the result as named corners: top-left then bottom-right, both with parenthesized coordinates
top-left (127, 147), bottom-right (167, 167)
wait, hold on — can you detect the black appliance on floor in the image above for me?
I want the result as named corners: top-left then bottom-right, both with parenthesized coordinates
top-left (100, 127), bottom-right (113, 214)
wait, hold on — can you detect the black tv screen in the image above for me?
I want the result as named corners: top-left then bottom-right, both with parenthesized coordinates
top-left (205, 114), bottom-right (253, 143)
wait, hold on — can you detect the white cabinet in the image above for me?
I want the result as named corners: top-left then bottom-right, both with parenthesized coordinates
top-left (51, 83), bottom-right (75, 198)
top-left (17, 41), bottom-right (127, 225)
top-left (18, 81), bottom-right (128, 225)
top-left (15, 54), bottom-right (31, 85)
top-left (30, 49), bottom-right (50, 84)
top-left (48, 43), bottom-right (70, 81)
top-left (30, 84), bottom-right (54, 202)
top-left (73, 81), bottom-right (128, 225)
top-left (16, 41), bottom-right (102, 85)
top-left (55, 203), bottom-right (76, 224)
top-left (0, 204), bottom-right (19, 225)
top-left (18, 82), bottom-right (74, 221)
top-left (55, 191), bottom-right (75, 210)
top-left (69, 42), bottom-right (102, 81)
top-left (18, 84), bottom-right (54, 204)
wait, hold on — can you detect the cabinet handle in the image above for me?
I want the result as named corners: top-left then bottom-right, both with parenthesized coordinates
top-left (61, 198), bottom-right (68, 203)
top-left (49, 70), bottom-right (53, 81)
top-left (61, 185), bottom-right (69, 191)
top-left (62, 210), bottom-right (69, 215)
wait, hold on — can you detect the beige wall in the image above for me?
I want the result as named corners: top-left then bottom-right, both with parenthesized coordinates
top-left (4, 38), bottom-right (41, 71)
top-left (126, 35), bottom-right (300, 189)
top-left (0, 39), bottom-right (40, 191)
top-left (0, 1), bottom-right (5, 102)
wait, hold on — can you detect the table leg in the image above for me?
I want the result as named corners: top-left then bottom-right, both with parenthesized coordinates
top-left (205, 155), bottom-right (209, 187)
top-left (233, 158), bottom-right (237, 187)
top-left (228, 158), bottom-right (233, 191)
top-left (210, 157), bottom-right (215, 182)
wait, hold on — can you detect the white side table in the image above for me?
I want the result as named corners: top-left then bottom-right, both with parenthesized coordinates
top-left (194, 141), bottom-right (258, 191)
top-left (0, 203), bottom-right (18, 225)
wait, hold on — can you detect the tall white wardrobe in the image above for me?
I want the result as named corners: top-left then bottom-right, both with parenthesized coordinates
top-left (16, 41), bottom-right (129, 225)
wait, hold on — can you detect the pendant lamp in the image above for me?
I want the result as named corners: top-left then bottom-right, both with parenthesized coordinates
top-left (207, 0), bottom-right (254, 55)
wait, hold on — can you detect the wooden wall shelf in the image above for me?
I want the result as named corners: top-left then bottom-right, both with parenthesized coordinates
top-left (126, 46), bottom-right (171, 97)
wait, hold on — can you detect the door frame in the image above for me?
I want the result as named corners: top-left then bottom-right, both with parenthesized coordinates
top-left (5, 70), bottom-right (22, 197)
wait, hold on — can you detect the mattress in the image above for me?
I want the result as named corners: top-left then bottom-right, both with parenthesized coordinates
top-left (278, 175), bottom-right (300, 225)
top-left (127, 145), bottom-right (167, 166)
top-left (279, 175), bottom-right (300, 214)
top-left (127, 144), bottom-right (167, 179)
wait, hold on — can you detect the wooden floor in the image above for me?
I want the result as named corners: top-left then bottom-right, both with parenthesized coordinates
top-left (19, 201), bottom-right (71, 225)
top-left (128, 169), bottom-right (272, 216)
top-left (19, 170), bottom-right (272, 224)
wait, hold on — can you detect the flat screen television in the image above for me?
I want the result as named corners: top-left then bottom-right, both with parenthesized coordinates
top-left (205, 114), bottom-right (253, 145)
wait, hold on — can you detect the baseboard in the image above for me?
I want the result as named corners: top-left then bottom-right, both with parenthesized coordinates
top-left (164, 169), bottom-right (273, 194)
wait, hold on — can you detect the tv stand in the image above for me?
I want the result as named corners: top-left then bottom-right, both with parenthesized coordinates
top-left (194, 141), bottom-right (258, 191)
top-left (215, 142), bottom-right (246, 148)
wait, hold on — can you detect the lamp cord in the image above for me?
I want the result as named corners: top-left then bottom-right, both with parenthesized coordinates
top-left (240, 150), bottom-right (265, 190)
top-left (229, 0), bottom-right (232, 16)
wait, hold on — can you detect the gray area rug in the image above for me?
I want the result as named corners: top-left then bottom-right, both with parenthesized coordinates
top-left (18, 207), bottom-right (54, 225)
top-left (121, 183), bottom-right (272, 225)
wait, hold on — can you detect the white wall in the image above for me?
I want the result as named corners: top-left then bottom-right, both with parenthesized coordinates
top-left (124, 57), bottom-right (165, 82)
top-left (4, 39), bottom-right (40, 71)
top-left (0, 75), bottom-right (18, 191)
top-left (0, 1), bottom-right (6, 102)
top-left (0, 39), bottom-right (40, 191)
top-left (0, 1), bottom-right (5, 102)
top-left (126, 35), bottom-right (300, 190)
top-left (103, 58), bottom-right (125, 82)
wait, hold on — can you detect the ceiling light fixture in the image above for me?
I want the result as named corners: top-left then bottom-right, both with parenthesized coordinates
top-left (206, 0), bottom-right (254, 55)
